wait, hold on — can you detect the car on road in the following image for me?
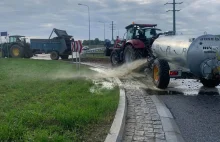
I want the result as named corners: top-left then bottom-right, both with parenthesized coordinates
top-left (82, 46), bottom-right (89, 50)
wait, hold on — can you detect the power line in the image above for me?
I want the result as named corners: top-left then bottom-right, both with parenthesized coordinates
top-left (164, 0), bottom-right (183, 35)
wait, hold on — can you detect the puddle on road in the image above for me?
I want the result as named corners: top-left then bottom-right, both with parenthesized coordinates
top-left (142, 87), bottom-right (220, 96)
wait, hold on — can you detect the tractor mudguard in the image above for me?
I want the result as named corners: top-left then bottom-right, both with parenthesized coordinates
top-left (126, 39), bottom-right (145, 49)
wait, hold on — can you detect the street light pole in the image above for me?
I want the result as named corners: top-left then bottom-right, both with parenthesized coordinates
top-left (99, 21), bottom-right (105, 41)
top-left (78, 3), bottom-right (90, 46)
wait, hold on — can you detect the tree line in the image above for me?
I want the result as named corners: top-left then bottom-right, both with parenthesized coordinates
top-left (82, 38), bottom-right (105, 45)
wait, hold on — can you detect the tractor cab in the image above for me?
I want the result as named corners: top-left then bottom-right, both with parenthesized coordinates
top-left (9, 35), bottom-right (26, 43)
top-left (125, 23), bottom-right (162, 47)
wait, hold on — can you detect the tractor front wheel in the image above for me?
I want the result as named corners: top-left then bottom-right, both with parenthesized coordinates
top-left (152, 59), bottom-right (170, 89)
top-left (110, 50), bottom-right (121, 67)
top-left (50, 51), bottom-right (59, 60)
top-left (10, 44), bottom-right (24, 58)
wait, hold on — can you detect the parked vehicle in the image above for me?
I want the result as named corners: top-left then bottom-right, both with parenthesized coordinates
top-left (1, 35), bottom-right (33, 58)
top-left (110, 22), bottom-right (220, 89)
top-left (82, 46), bottom-right (89, 50)
top-left (1, 28), bottom-right (74, 60)
top-left (31, 28), bottom-right (73, 60)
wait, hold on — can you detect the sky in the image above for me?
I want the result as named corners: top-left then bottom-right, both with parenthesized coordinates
top-left (0, 0), bottom-right (219, 41)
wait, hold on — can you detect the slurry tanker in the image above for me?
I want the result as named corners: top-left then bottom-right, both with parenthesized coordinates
top-left (109, 23), bottom-right (220, 89)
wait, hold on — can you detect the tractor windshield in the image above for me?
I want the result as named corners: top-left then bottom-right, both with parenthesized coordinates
top-left (9, 36), bottom-right (26, 43)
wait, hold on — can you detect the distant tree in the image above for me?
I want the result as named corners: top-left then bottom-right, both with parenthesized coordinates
top-left (83, 40), bottom-right (89, 45)
top-left (94, 38), bottom-right (100, 45)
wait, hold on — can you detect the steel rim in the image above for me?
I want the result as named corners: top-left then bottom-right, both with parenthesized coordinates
top-left (153, 65), bottom-right (159, 81)
top-left (51, 52), bottom-right (57, 59)
top-left (12, 48), bottom-right (19, 56)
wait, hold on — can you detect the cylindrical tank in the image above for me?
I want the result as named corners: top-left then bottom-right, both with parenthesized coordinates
top-left (152, 34), bottom-right (220, 79)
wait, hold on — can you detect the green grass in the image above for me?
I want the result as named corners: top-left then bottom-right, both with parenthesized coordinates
top-left (0, 59), bottom-right (119, 142)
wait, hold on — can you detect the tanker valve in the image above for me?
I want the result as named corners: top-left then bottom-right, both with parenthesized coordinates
top-left (169, 70), bottom-right (182, 78)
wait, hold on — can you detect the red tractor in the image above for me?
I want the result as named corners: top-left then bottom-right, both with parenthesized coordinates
top-left (110, 23), bottom-right (162, 66)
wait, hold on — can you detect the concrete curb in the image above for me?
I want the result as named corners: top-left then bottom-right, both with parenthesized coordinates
top-left (105, 77), bottom-right (127, 142)
top-left (150, 95), bottom-right (185, 142)
top-left (80, 64), bottom-right (127, 142)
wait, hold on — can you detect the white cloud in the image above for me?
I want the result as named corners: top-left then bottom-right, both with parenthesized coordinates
top-left (40, 23), bottom-right (54, 28)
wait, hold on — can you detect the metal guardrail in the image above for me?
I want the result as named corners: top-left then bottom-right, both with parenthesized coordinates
top-left (82, 47), bottom-right (105, 54)
top-left (80, 47), bottom-right (105, 57)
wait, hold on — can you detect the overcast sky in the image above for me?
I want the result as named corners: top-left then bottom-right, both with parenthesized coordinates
top-left (0, 0), bottom-right (219, 41)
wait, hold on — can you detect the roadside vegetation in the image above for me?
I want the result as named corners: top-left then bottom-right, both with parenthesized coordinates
top-left (0, 59), bottom-right (119, 142)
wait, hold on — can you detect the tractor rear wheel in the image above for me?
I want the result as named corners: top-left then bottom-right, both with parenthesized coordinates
top-left (10, 44), bottom-right (24, 58)
top-left (50, 51), bottom-right (59, 60)
top-left (60, 55), bottom-right (69, 60)
top-left (200, 78), bottom-right (220, 88)
top-left (124, 45), bottom-right (142, 64)
top-left (124, 45), bottom-right (135, 63)
top-left (152, 59), bottom-right (170, 89)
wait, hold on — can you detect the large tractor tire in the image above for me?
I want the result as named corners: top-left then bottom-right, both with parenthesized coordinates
top-left (152, 59), bottom-right (170, 89)
top-left (50, 51), bottom-right (59, 60)
top-left (10, 44), bottom-right (24, 58)
top-left (110, 50), bottom-right (121, 67)
top-left (60, 55), bottom-right (69, 60)
top-left (124, 45), bottom-right (142, 64)
top-left (200, 78), bottom-right (220, 88)
top-left (23, 44), bottom-right (33, 58)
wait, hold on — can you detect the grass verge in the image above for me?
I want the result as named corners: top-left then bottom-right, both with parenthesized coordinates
top-left (0, 59), bottom-right (119, 142)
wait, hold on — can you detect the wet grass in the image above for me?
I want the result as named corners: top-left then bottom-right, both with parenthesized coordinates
top-left (0, 59), bottom-right (119, 142)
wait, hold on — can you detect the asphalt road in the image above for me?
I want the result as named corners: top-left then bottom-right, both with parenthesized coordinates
top-left (159, 93), bottom-right (220, 142)
top-left (134, 73), bottom-right (220, 142)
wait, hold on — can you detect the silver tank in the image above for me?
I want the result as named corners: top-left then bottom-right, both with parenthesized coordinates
top-left (152, 34), bottom-right (220, 79)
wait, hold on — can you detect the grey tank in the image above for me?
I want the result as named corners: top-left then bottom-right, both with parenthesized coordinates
top-left (151, 34), bottom-right (220, 79)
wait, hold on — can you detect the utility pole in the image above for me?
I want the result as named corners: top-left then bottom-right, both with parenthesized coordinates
top-left (98, 21), bottom-right (106, 41)
top-left (78, 3), bottom-right (90, 46)
top-left (164, 0), bottom-right (183, 35)
top-left (110, 21), bottom-right (116, 40)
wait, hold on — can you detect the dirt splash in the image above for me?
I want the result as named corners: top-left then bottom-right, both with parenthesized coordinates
top-left (49, 59), bottom-right (148, 80)
top-left (91, 59), bottom-right (148, 78)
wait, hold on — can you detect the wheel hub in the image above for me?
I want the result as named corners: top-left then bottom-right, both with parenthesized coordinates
top-left (12, 48), bottom-right (19, 56)
top-left (153, 65), bottom-right (159, 81)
